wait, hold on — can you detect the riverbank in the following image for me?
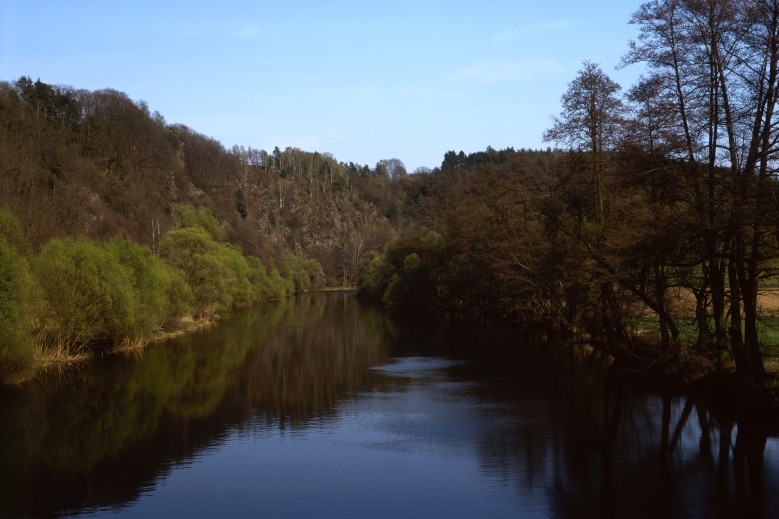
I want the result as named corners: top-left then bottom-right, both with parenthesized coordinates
top-left (0, 315), bottom-right (220, 386)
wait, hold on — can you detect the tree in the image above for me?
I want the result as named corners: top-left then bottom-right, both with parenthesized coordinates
top-left (32, 238), bottom-right (137, 353)
top-left (172, 204), bottom-right (224, 240)
top-left (0, 235), bottom-right (36, 377)
top-left (624, 74), bottom-right (685, 155)
top-left (444, 164), bottom-right (550, 322)
top-left (543, 61), bottom-right (624, 218)
top-left (106, 236), bottom-right (187, 336)
top-left (624, 0), bottom-right (779, 380)
top-left (159, 227), bottom-right (231, 318)
top-left (376, 158), bottom-right (407, 180)
top-left (544, 62), bottom-right (628, 347)
top-left (235, 188), bottom-right (248, 219)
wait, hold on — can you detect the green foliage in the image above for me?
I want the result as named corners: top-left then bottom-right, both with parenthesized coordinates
top-left (28, 235), bottom-right (194, 355)
top-left (161, 265), bottom-right (193, 322)
top-left (106, 236), bottom-right (188, 335)
top-left (0, 208), bottom-right (26, 252)
top-left (270, 268), bottom-right (293, 298)
top-left (235, 188), bottom-right (248, 219)
top-left (305, 259), bottom-right (327, 290)
top-left (282, 254), bottom-right (327, 293)
top-left (172, 204), bottom-right (224, 240)
top-left (32, 238), bottom-right (137, 352)
top-left (358, 231), bottom-right (443, 314)
top-left (220, 243), bottom-right (255, 307)
top-left (160, 227), bottom-right (231, 318)
top-left (357, 251), bottom-right (393, 301)
top-left (380, 252), bottom-right (438, 312)
top-left (246, 256), bottom-right (278, 300)
top-left (158, 219), bottom-right (312, 318)
top-left (0, 236), bottom-right (36, 377)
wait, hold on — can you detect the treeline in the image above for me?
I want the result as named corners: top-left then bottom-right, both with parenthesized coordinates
top-left (0, 204), bottom-right (324, 381)
top-left (0, 77), bottom-right (402, 286)
top-left (358, 0), bottom-right (779, 384)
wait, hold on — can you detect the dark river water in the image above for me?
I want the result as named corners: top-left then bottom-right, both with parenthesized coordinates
top-left (1, 293), bottom-right (778, 518)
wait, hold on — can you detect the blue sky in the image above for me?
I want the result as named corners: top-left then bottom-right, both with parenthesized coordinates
top-left (1, 1), bottom-right (645, 171)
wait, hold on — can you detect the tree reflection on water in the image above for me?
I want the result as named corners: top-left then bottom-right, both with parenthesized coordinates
top-left (0, 293), bottom-right (777, 518)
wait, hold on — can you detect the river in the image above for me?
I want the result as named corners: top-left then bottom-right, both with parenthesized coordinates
top-left (0, 292), bottom-right (777, 518)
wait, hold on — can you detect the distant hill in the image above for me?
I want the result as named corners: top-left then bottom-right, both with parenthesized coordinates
top-left (0, 77), bottom-right (398, 284)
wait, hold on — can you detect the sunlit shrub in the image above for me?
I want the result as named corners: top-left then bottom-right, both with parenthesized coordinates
top-left (160, 227), bottom-right (231, 318)
top-left (0, 236), bottom-right (36, 377)
top-left (32, 238), bottom-right (136, 353)
top-left (172, 204), bottom-right (224, 240)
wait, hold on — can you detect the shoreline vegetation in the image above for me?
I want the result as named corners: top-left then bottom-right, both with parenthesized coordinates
top-left (0, 204), bottom-right (326, 384)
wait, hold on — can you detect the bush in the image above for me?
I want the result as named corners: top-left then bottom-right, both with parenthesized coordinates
top-left (160, 264), bottom-right (193, 325)
top-left (172, 204), bottom-right (224, 240)
top-left (33, 238), bottom-right (136, 352)
top-left (160, 219), bottom-right (318, 315)
top-left (282, 254), bottom-right (327, 293)
top-left (160, 227), bottom-right (231, 318)
top-left (107, 236), bottom-right (188, 337)
top-left (270, 268), bottom-right (293, 298)
top-left (219, 243), bottom-right (257, 307)
top-left (357, 251), bottom-right (393, 300)
top-left (0, 236), bottom-right (36, 377)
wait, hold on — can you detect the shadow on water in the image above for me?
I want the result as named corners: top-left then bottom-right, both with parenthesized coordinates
top-left (452, 330), bottom-right (779, 519)
top-left (378, 316), bottom-right (779, 518)
top-left (0, 294), bottom-right (777, 518)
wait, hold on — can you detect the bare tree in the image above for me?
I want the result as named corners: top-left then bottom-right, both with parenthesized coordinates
top-left (624, 0), bottom-right (779, 379)
top-left (543, 61), bottom-right (624, 219)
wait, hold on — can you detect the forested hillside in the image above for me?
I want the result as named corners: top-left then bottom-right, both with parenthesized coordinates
top-left (0, 77), bottom-right (402, 284)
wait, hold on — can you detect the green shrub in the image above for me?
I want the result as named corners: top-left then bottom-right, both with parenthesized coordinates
top-left (172, 204), bottom-right (224, 240)
top-left (160, 264), bottom-right (193, 325)
top-left (219, 243), bottom-right (257, 307)
top-left (108, 237), bottom-right (163, 337)
top-left (282, 254), bottom-right (327, 293)
top-left (269, 268), bottom-right (293, 298)
top-left (357, 251), bottom-right (393, 300)
top-left (33, 238), bottom-right (136, 352)
top-left (305, 259), bottom-right (326, 290)
top-left (160, 227), bottom-right (234, 318)
top-left (246, 255), bottom-right (275, 300)
top-left (0, 237), bottom-right (36, 377)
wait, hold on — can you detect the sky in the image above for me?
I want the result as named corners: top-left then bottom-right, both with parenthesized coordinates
top-left (1, 1), bottom-right (646, 171)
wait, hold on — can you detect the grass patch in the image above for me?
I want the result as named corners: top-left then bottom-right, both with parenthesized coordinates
top-left (636, 315), bottom-right (779, 359)
top-left (758, 316), bottom-right (779, 359)
top-left (634, 316), bottom-right (698, 343)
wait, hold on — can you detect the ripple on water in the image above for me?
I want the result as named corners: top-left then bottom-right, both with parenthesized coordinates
top-left (370, 356), bottom-right (465, 378)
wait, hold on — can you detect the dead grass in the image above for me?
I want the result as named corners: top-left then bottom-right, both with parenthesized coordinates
top-left (664, 287), bottom-right (779, 317)
top-left (30, 317), bottom-right (217, 375)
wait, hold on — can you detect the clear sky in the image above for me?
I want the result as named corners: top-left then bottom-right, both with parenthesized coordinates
top-left (1, 1), bottom-right (645, 171)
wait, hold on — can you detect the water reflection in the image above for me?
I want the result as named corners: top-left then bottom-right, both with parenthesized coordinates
top-left (0, 294), bottom-right (393, 518)
top-left (0, 294), bottom-right (777, 518)
top-left (471, 340), bottom-right (779, 519)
